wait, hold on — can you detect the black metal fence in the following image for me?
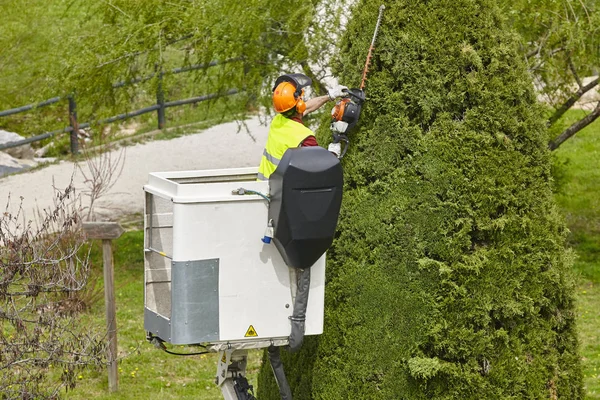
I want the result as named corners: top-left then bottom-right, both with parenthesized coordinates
top-left (0, 58), bottom-right (242, 154)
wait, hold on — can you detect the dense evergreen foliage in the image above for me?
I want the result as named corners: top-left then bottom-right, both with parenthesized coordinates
top-left (258, 0), bottom-right (583, 398)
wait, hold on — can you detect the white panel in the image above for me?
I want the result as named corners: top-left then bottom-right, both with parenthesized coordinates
top-left (171, 199), bottom-right (324, 341)
top-left (144, 168), bottom-right (325, 344)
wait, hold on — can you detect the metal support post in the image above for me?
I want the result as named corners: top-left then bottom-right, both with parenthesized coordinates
top-left (216, 349), bottom-right (256, 400)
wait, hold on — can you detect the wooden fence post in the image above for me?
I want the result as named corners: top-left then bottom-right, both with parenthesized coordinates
top-left (68, 94), bottom-right (79, 155)
top-left (156, 65), bottom-right (166, 130)
top-left (82, 221), bottom-right (124, 393)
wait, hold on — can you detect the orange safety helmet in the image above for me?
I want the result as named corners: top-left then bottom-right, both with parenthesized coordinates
top-left (273, 81), bottom-right (306, 114)
top-left (272, 73), bottom-right (312, 115)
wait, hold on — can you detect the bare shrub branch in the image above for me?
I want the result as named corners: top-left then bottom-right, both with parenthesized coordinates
top-left (0, 182), bottom-right (105, 399)
top-left (76, 145), bottom-right (126, 221)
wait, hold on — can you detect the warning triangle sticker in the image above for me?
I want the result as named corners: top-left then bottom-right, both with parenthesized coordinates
top-left (244, 325), bottom-right (258, 337)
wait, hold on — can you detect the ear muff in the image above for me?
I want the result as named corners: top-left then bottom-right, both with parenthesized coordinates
top-left (296, 99), bottom-right (306, 114)
top-left (294, 88), bottom-right (306, 114)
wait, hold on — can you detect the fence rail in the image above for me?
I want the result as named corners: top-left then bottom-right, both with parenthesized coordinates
top-left (111, 57), bottom-right (242, 89)
top-left (0, 59), bottom-right (242, 154)
top-left (0, 97), bottom-right (62, 118)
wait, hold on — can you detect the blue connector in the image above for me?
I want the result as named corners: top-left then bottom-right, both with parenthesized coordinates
top-left (261, 236), bottom-right (272, 244)
top-left (262, 219), bottom-right (274, 244)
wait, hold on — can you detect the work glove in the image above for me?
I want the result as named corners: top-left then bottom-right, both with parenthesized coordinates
top-left (328, 85), bottom-right (348, 100)
top-left (328, 142), bottom-right (342, 158)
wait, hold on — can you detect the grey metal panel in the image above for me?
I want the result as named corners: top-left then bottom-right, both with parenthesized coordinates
top-left (170, 259), bottom-right (219, 344)
top-left (147, 226), bottom-right (173, 255)
top-left (145, 252), bottom-right (172, 272)
top-left (144, 308), bottom-right (172, 342)
top-left (151, 194), bottom-right (174, 214)
top-left (146, 281), bottom-right (171, 317)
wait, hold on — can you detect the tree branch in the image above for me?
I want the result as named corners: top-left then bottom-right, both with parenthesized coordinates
top-left (568, 57), bottom-right (583, 89)
top-left (548, 77), bottom-right (599, 125)
top-left (549, 101), bottom-right (600, 150)
top-left (299, 60), bottom-right (326, 96)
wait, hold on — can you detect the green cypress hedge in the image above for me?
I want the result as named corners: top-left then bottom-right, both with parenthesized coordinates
top-left (258, 0), bottom-right (583, 398)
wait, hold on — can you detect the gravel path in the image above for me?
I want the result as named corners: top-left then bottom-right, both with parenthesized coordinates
top-left (0, 116), bottom-right (270, 221)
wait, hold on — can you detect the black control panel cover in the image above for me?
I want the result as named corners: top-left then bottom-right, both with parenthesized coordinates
top-left (268, 147), bottom-right (343, 269)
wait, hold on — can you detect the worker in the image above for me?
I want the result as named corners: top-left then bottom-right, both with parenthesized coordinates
top-left (257, 73), bottom-right (347, 181)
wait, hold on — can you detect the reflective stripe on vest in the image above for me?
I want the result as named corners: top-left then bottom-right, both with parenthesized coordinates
top-left (257, 171), bottom-right (269, 181)
top-left (263, 148), bottom-right (280, 166)
top-left (258, 114), bottom-right (314, 181)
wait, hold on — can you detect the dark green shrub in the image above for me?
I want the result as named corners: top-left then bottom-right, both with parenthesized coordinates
top-left (258, 0), bottom-right (583, 398)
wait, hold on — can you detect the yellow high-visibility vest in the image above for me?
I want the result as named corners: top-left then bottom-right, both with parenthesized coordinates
top-left (258, 114), bottom-right (314, 181)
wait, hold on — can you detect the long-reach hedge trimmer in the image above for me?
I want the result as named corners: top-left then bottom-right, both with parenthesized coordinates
top-left (331, 4), bottom-right (385, 158)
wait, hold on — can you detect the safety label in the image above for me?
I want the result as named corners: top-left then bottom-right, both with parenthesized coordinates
top-left (244, 325), bottom-right (258, 337)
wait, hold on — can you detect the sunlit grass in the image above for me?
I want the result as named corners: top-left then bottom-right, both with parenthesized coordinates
top-left (553, 110), bottom-right (600, 398)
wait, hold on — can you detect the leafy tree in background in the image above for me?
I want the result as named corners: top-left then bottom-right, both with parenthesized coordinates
top-left (0, 0), bottom-right (90, 135)
top-left (0, 0), bottom-right (348, 136)
top-left (258, 0), bottom-right (583, 398)
top-left (72, 0), bottom-right (347, 103)
top-left (0, 0), bottom-right (84, 106)
top-left (1, 0), bottom-right (597, 149)
top-left (500, 0), bottom-right (600, 150)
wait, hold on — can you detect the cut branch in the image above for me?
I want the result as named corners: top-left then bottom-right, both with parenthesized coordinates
top-left (549, 101), bottom-right (600, 150)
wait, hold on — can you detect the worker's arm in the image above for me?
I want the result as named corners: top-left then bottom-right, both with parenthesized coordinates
top-left (303, 85), bottom-right (348, 116)
top-left (303, 95), bottom-right (330, 116)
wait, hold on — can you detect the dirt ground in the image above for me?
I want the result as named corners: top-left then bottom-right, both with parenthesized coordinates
top-left (0, 116), bottom-right (270, 222)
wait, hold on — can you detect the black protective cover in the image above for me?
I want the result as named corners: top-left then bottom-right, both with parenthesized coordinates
top-left (268, 147), bottom-right (343, 269)
top-left (272, 73), bottom-right (313, 92)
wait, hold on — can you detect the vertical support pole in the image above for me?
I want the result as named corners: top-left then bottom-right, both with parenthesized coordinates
top-left (102, 239), bottom-right (119, 393)
top-left (217, 350), bottom-right (255, 400)
top-left (68, 95), bottom-right (79, 155)
top-left (82, 221), bottom-right (124, 394)
top-left (156, 65), bottom-right (166, 130)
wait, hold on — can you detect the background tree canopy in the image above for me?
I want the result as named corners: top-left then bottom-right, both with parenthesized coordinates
top-left (258, 0), bottom-right (583, 398)
top-left (499, 0), bottom-right (600, 150)
top-left (1, 0), bottom-right (597, 149)
top-left (0, 0), bottom-right (347, 118)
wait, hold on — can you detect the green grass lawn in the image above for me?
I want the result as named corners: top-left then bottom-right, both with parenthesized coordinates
top-left (552, 111), bottom-right (600, 398)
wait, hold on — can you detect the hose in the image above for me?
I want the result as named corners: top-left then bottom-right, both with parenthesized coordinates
top-left (268, 345), bottom-right (293, 400)
top-left (288, 268), bottom-right (311, 352)
top-left (267, 267), bottom-right (311, 400)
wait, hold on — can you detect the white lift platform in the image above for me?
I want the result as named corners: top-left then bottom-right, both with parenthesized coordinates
top-left (143, 167), bottom-right (326, 398)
